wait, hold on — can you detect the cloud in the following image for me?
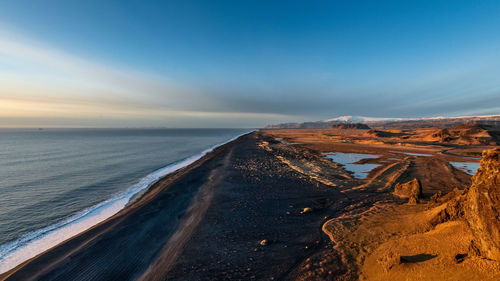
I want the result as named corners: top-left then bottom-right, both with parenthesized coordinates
top-left (0, 30), bottom-right (200, 105)
top-left (0, 28), bottom-right (265, 125)
top-left (1, 25), bottom-right (498, 127)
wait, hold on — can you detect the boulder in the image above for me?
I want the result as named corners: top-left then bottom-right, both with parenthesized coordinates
top-left (393, 178), bottom-right (422, 203)
top-left (463, 148), bottom-right (500, 260)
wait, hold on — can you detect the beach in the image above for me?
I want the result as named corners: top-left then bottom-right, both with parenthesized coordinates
top-left (2, 128), bottom-right (499, 280)
top-left (1, 132), bottom-right (348, 280)
top-left (3, 2), bottom-right (500, 280)
top-left (0, 129), bottom-right (247, 274)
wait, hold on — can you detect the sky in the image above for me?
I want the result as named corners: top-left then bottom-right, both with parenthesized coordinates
top-left (0, 0), bottom-right (499, 128)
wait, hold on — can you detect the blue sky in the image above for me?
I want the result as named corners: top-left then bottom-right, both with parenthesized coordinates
top-left (0, 0), bottom-right (499, 127)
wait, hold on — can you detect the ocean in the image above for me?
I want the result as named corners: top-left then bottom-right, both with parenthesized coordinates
top-left (0, 128), bottom-right (248, 273)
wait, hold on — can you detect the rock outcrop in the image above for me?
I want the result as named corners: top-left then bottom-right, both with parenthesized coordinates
top-left (332, 123), bottom-right (371, 130)
top-left (427, 124), bottom-right (497, 145)
top-left (463, 148), bottom-right (500, 260)
top-left (393, 178), bottom-right (422, 203)
top-left (431, 128), bottom-right (453, 142)
top-left (432, 148), bottom-right (500, 260)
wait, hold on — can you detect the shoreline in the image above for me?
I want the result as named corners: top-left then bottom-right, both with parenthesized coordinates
top-left (3, 128), bottom-right (496, 280)
top-left (1, 131), bottom-right (351, 280)
top-left (0, 132), bottom-right (251, 279)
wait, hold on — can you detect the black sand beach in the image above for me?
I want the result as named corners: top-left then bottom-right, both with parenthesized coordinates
top-left (3, 128), bottom-right (497, 281)
top-left (1, 132), bottom-right (355, 280)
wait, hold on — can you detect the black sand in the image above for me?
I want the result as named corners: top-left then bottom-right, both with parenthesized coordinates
top-left (2, 132), bottom-right (350, 281)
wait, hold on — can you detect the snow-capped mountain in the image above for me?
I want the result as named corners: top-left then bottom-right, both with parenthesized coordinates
top-left (324, 115), bottom-right (403, 123)
top-left (324, 115), bottom-right (500, 123)
top-left (266, 114), bottom-right (500, 129)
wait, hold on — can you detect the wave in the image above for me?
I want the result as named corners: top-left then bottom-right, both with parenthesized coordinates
top-left (0, 132), bottom-right (250, 274)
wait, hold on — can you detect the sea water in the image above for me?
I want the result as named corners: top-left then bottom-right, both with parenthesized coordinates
top-left (0, 128), bottom-right (247, 273)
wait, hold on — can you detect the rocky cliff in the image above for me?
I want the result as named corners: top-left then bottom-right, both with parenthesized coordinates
top-left (464, 148), bottom-right (500, 260)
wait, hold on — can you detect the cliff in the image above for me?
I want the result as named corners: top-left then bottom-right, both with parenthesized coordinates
top-left (464, 148), bottom-right (500, 260)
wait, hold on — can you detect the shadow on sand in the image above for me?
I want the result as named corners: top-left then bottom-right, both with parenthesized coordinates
top-left (400, 253), bottom-right (438, 263)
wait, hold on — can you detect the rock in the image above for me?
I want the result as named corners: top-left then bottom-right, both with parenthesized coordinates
top-left (407, 196), bottom-right (418, 205)
top-left (332, 123), bottom-right (371, 130)
top-left (301, 207), bottom-right (313, 214)
top-left (259, 239), bottom-right (269, 246)
top-left (463, 148), bottom-right (500, 260)
top-left (430, 195), bottom-right (465, 225)
top-left (430, 191), bottom-right (443, 203)
top-left (393, 178), bottom-right (422, 202)
top-left (432, 128), bottom-right (453, 142)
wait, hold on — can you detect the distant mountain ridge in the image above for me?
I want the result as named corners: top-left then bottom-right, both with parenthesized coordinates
top-left (325, 115), bottom-right (500, 123)
top-left (324, 115), bottom-right (402, 123)
top-left (266, 115), bottom-right (500, 129)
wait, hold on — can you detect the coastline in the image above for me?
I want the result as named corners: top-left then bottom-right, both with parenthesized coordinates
top-left (1, 131), bottom-right (353, 280)
top-left (3, 128), bottom-right (496, 280)
top-left (0, 132), bottom-right (251, 280)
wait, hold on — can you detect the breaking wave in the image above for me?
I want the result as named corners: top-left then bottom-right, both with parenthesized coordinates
top-left (0, 132), bottom-right (249, 274)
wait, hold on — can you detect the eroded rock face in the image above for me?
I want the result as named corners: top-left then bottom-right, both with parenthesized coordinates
top-left (464, 148), bottom-right (500, 260)
top-left (394, 178), bottom-right (422, 203)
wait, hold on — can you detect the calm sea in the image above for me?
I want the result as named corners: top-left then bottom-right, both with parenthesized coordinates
top-left (0, 128), bottom-right (248, 273)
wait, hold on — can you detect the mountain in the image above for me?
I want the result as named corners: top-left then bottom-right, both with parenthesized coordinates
top-left (324, 115), bottom-right (402, 123)
top-left (265, 115), bottom-right (500, 129)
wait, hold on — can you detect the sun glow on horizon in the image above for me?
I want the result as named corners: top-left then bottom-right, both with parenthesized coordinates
top-left (0, 1), bottom-right (499, 127)
top-left (0, 29), bottom-right (294, 128)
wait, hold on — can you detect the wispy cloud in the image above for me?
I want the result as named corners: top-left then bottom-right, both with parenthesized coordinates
top-left (0, 28), bottom-right (292, 127)
top-left (0, 29), bottom-right (201, 108)
top-left (1, 23), bottom-right (498, 127)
